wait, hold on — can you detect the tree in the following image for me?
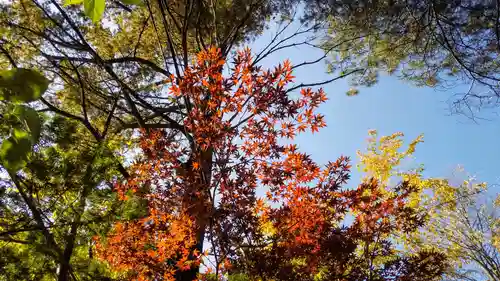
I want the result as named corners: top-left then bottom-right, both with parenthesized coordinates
top-left (0, 0), bottom-right (326, 179)
top-left (0, 1), bottom-right (469, 280)
top-left (401, 172), bottom-right (500, 281)
top-left (355, 130), bottom-right (500, 281)
top-left (0, 65), bottom-right (133, 281)
top-left (0, 1), bottom-right (372, 280)
top-left (302, 0), bottom-right (500, 117)
top-left (94, 47), bottom-right (447, 281)
top-left (0, 110), bottom-right (139, 280)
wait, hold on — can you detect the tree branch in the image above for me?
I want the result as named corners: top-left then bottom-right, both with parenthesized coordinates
top-left (44, 54), bottom-right (171, 77)
top-left (285, 68), bottom-right (363, 94)
top-left (0, 43), bottom-right (18, 67)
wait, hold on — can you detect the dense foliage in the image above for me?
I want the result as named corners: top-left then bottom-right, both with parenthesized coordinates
top-left (310, 0), bottom-right (500, 116)
top-left (1, 0), bottom-right (499, 280)
top-left (91, 47), bottom-right (447, 281)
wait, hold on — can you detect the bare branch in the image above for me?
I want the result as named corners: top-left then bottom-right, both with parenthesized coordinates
top-left (286, 68), bottom-right (363, 94)
top-left (44, 54), bottom-right (171, 77)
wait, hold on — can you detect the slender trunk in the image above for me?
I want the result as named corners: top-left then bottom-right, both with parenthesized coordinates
top-left (176, 228), bottom-right (206, 281)
top-left (11, 174), bottom-right (69, 280)
top-left (58, 185), bottom-right (91, 281)
top-left (176, 147), bottom-right (213, 281)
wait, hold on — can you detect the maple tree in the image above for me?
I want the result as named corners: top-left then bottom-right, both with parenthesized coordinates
top-left (0, 0), bottom-right (494, 280)
top-left (93, 47), bottom-right (448, 281)
top-left (0, 1), bottom-right (384, 280)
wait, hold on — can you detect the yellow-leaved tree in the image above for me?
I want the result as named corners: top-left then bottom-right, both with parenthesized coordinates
top-left (358, 130), bottom-right (500, 281)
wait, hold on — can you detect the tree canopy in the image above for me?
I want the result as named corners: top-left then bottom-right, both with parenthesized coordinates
top-left (90, 47), bottom-right (448, 281)
top-left (309, 0), bottom-right (500, 117)
top-left (1, 0), bottom-right (500, 280)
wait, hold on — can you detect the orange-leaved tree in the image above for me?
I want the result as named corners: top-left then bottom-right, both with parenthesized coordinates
top-left (95, 47), bottom-right (447, 281)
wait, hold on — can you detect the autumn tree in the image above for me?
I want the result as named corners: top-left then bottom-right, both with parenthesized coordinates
top-left (0, 1), bottom-right (472, 280)
top-left (0, 0), bottom-right (331, 179)
top-left (354, 130), bottom-right (500, 281)
top-left (0, 0), bottom-right (363, 280)
top-left (93, 47), bottom-right (448, 281)
top-left (402, 172), bottom-right (500, 281)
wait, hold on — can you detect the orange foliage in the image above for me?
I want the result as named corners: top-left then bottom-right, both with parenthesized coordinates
top-left (95, 47), bottom-right (446, 281)
top-left (95, 211), bottom-right (195, 280)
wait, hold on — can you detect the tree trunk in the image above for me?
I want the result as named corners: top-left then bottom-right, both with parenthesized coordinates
top-left (176, 147), bottom-right (213, 281)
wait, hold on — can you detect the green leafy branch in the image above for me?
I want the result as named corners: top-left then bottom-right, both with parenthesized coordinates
top-left (0, 68), bottom-right (48, 173)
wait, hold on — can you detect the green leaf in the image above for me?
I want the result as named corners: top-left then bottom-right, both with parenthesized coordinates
top-left (13, 105), bottom-right (42, 144)
top-left (0, 105), bottom-right (41, 172)
top-left (84, 0), bottom-right (105, 23)
top-left (121, 191), bottom-right (148, 220)
top-left (346, 88), bottom-right (359, 96)
top-left (120, 0), bottom-right (141, 5)
top-left (12, 128), bottom-right (29, 140)
top-left (64, 0), bottom-right (84, 5)
top-left (0, 68), bottom-right (49, 103)
top-left (0, 134), bottom-right (32, 172)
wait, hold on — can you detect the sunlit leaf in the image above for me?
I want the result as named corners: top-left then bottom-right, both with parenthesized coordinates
top-left (0, 68), bottom-right (48, 103)
top-left (64, 0), bottom-right (84, 5)
top-left (84, 0), bottom-right (105, 23)
top-left (13, 105), bottom-right (42, 144)
top-left (0, 133), bottom-right (32, 172)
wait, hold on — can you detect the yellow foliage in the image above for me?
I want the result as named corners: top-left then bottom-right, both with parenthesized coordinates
top-left (495, 194), bottom-right (500, 207)
top-left (355, 130), bottom-right (489, 271)
top-left (357, 130), bottom-right (423, 185)
top-left (260, 220), bottom-right (276, 237)
top-left (290, 257), bottom-right (307, 267)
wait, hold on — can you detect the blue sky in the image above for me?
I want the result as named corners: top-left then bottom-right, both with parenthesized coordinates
top-left (248, 22), bottom-right (500, 188)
